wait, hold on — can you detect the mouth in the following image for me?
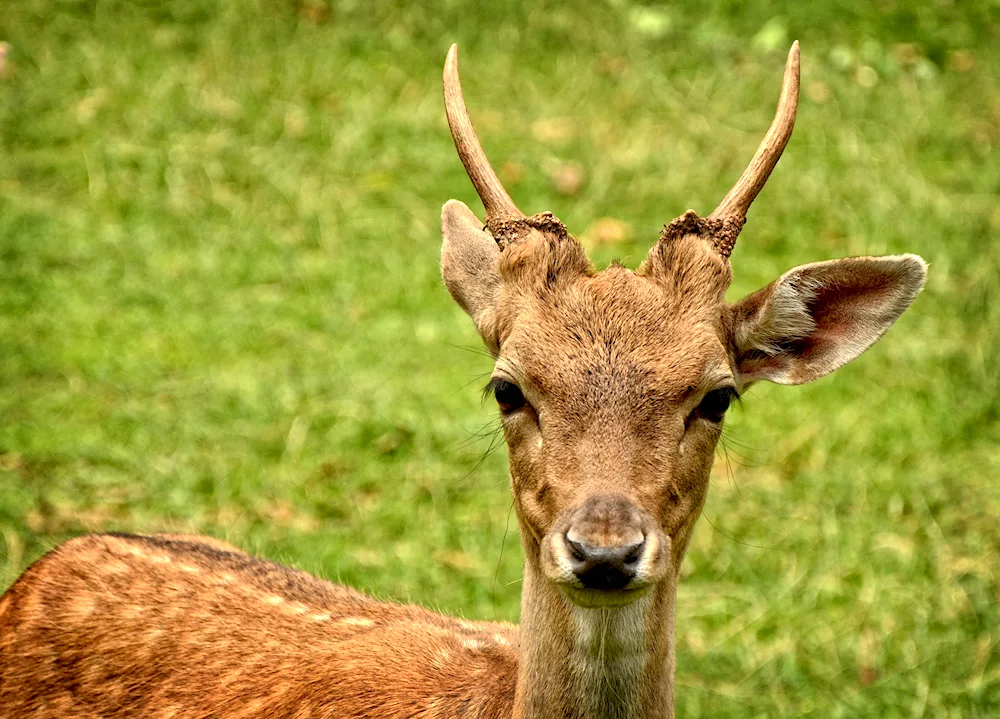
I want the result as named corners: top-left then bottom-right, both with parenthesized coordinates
top-left (558, 583), bottom-right (653, 609)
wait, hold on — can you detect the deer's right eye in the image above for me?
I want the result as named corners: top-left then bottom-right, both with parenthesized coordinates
top-left (486, 379), bottom-right (526, 413)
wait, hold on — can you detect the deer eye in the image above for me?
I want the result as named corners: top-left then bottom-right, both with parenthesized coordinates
top-left (694, 387), bottom-right (737, 423)
top-left (486, 379), bottom-right (526, 413)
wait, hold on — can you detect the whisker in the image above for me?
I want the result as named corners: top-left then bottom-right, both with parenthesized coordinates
top-left (718, 431), bottom-right (765, 453)
top-left (700, 510), bottom-right (780, 551)
top-left (722, 440), bottom-right (743, 500)
top-left (451, 371), bottom-right (495, 396)
top-left (491, 500), bottom-right (516, 620)
top-left (455, 419), bottom-right (503, 450)
top-left (443, 342), bottom-right (496, 360)
top-left (459, 421), bottom-right (506, 481)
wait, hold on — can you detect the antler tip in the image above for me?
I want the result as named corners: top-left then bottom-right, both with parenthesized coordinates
top-left (785, 42), bottom-right (801, 98)
top-left (442, 40), bottom-right (525, 224)
top-left (708, 40), bottom-right (802, 228)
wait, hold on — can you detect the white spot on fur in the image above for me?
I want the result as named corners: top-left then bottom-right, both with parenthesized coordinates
top-left (339, 617), bottom-right (375, 627)
top-left (310, 613), bottom-right (331, 622)
top-left (73, 594), bottom-right (96, 618)
top-left (493, 633), bottom-right (510, 646)
top-left (104, 559), bottom-right (130, 574)
top-left (460, 638), bottom-right (484, 650)
top-left (241, 698), bottom-right (265, 715)
top-left (264, 595), bottom-right (285, 605)
top-left (151, 554), bottom-right (172, 564)
top-left (179, 564), bottom-right (200, 574)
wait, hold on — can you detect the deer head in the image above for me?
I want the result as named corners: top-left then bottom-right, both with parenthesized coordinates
top-left (440, 41), bottom-right (925, 716)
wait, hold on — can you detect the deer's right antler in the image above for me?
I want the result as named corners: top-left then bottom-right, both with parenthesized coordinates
top-left (443, 44), bottom-right (526, 228)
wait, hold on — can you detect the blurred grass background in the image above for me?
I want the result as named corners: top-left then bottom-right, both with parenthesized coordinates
top-left (1, 0), bottom-right (997, 715)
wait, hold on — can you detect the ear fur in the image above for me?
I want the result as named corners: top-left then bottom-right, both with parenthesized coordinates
top-left (730, 254), bottom-right (927, 385)
top-left (441, 200), bottom-right (501, 340)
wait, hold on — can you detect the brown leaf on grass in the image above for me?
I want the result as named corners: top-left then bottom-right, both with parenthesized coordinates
top-left (0, 453), bottom-right (22, 472)
top-left (531, 117), bottom-right (575, 144)
top-left (948, 50), bottom-right (975, 73)
top-left (500, 160), bottom-right (525, 186)
top-left (858, 666), bottom-right (879, 688)
top-left (855, 65), bottom-right (878, 89)
top-left (0, 43), bottom-right (11, 81)
top-left (581, 217), bottom-right (632, 249)
top-left (893, 43), bottom-right (921, 65)
top-left (298, 1), bottom-right (332, 25)
top-left (316, 459), bottom-right (348, 480)
top-left (201, 87), bottom-right (242, 122)
top-left (76, 88), bottom-right (110, 124)
top-left (595, 54), bottom-right (628, 78)
top-left (259, 500), bottom-right (320, 532)
top-left (857, 628), bottom-right (880, 688)
top-left (284, 107), bottom-right (309, 138)
top-left (434, 550), bottom-right (476, 572)
top-left (806, 80), bottom-right (830, 104)
top-left (969, 121), bottom-right (994, 152)
top-left (323, 94), bottom-right (341, 115)
top-left (375, 426), bottom-right (414, 455)
top-left (549, 162), bottom-right (586, 197)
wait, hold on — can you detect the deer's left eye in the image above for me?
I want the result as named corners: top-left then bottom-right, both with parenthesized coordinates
top-left (693, 387), bottom-right (737, 423)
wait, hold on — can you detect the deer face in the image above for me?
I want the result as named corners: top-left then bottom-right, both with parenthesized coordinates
top-left (440, 44), bottom-right (926, 609)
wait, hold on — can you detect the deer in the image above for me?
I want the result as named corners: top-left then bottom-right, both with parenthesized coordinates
top-left (0, 42), bottom-right (925, 719)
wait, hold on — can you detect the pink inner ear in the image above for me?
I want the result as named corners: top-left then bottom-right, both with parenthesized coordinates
top-left (804, 268), bottom-right (901, 357)
top-left (791, 273), bottom-right (895, 377)
top-left (735, 255), bottom-right (926, 386)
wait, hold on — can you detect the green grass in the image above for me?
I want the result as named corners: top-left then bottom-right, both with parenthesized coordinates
top-left (1, 0), bottom-right (998, 716)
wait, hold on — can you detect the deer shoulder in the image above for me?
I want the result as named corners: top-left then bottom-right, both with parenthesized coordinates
top-left (0, 533), bottom-right (517, 719)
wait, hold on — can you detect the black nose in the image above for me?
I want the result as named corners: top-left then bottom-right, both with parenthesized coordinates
top-left (564, 535), bottom-right (645, 591)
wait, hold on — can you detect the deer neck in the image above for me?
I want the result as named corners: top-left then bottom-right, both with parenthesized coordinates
top-left (513, 553), bottom-right (676, 719)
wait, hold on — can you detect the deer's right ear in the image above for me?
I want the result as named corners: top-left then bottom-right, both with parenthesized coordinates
top-left (441, 200), bottom-right (501, 340)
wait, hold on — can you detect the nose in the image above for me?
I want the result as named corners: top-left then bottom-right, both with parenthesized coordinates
top-left (564, 534), bottom-right (645, 591)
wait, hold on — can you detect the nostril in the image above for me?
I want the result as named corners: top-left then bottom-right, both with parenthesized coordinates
top-left (622, 539), bottom-right (645, 566)
top-left (562, 533), bottom-right (644, 591)
top-left (566, 537), bottom-right (587, 563)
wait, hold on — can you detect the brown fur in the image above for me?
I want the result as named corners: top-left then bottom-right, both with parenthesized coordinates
top-left (0, 534), bottom-right (517, 719)
top-left (0, 47), bottom-right (927, 719)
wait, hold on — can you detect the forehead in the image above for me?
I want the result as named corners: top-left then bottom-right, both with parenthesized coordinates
top-left (499, 266), bottom-right (730, 398)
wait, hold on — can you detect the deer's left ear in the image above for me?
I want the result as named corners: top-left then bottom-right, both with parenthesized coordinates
top-left (730, 255), bottom-right (927, 385)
